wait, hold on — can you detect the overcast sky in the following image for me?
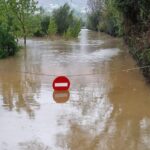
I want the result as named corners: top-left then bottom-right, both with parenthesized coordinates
top-left (38, 0), bottom-right (87, 13)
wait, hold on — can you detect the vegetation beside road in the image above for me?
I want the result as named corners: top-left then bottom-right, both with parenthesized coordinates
top-left (0, 1), bottom-right (82, 58)
top-left (34, 4), bottom-right (81, 39)
top-left (87, 0), bottom-right (150, 80)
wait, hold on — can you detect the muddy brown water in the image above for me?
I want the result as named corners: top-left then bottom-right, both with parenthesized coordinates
top-left (0, 29), bottom-right (150, 150)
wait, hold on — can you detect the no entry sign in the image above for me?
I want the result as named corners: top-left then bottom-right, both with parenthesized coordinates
top-left (53, 76), bottom-right (70, 91)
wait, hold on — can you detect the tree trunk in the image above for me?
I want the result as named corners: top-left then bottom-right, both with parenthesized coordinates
top-left (23, 25), bottom-right (27, 47)
top-left (24, 35), bottom-right (26, 47)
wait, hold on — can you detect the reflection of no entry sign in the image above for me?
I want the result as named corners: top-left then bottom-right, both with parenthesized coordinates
top-left (53, 91), bottom-right (70, 103)
top-left (53, 76), bottom-right (70, 91)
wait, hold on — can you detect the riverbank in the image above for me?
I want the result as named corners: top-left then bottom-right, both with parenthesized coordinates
top-left (125, 23), bottom-right (150, 81)
top-left (86, 0), bottom-right (150, 82)
top-left (96, 22), bottom-right (150, 82)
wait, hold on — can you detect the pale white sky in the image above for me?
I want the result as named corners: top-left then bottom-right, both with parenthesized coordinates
top-left (38, 0), bottom-right (87, 13)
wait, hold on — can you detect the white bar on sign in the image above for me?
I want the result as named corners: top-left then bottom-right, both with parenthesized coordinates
top-left (55, 83), bottom-right (68, 87)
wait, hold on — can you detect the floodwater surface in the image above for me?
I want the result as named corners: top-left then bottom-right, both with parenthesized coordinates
top-left (0, 29), bottom-right (150, 150)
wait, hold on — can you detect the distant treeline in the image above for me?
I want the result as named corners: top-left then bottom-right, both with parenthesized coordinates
top-left (0, 0), bottom-right (82, 58)
top-left (34, 4), bottom-right (82, 39)
top-left (87, 0), bottom-right (123, 36)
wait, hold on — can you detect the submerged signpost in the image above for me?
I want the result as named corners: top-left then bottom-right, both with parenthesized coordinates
top-left (52, 76), bottom-right (70, 103)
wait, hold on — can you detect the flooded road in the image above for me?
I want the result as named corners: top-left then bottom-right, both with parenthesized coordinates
top-left (0, 29), bottom-right (150, 150)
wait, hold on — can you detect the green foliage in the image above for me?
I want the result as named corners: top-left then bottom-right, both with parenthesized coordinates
top-left (53, 3), bottom-right (74, 35)
top-left (87, 11), bottom-right (101, 31)
top-left (87, 0), bottom-right (124, 36)
top-left (114, 0), bottom-right (150, 23)
top-left (33, 30), bottom-right (45, 37)
top-left (32, 13), bottom-right (50, 37)
top-left (0, 24), bottom-right (18, 58)
top-left (28, 14), bottom-right (41, 36)
top-left (0, 1), bottom-right (81, 41)
top-left (98, 22), bottom-right (107, 32)
top-left (32, 3), bottom-right (81, 38)
top-left (100, 0), bottom-right (123, 36)
top-left (41, 16), bottom-right (50, 35)
top-left (7, 0), bottom-right (38, 45)
top-left (71, 20), bottom-right (81, 37)
top-left (48, 18), bottom-right (57, 36)
top-left (64, 20), bottom-right (81, 38)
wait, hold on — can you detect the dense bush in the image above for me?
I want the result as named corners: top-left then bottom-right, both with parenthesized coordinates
top-left (33, 30), bottom-right (45, 37)
top-left (114, 0), bottom-right (150, 80)
top-left (48, 18), bottom-right (57, 36)
top-left (64, 20), bottom-right (81, 38)
top-left (40, 16), bottom-right (50, 35)
top-left (99, 0), bottom-right (123, 36)
top-left (87, 11), bottom-right (101, 31)
top-left (0, 24), bottom-right (18, 58)
top-left (33, 3), bottom-right (81, 38)
top-left (53, 3), bottom-right (74, 35)
top-left (87, 0), bottom-right (124, 36)
top-left (114, 0), bottom-right (150, 24)
top-left (33, 15), bottom-right (50, 37)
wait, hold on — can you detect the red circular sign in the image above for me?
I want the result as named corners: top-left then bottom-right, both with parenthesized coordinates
top-left (53, 76), bottom-right (70, 91)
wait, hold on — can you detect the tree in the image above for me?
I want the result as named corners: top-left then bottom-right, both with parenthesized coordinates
top-left (53, 3), bottom-right (74, 35)
top-left (0, 24), bottom-right (18, 58)
top-left (41, 16), bottom-right (50, 35)
top-left (87, 0), bottom-right (123, 36)
top-left (7, 0), bottom-right (38, 46)
top-left (87, 0), bottom-right (105, 13)
top-left (48, 18), bottom-right (57, 36)
top-left (64, 19), bottom-right (81, 39)
top-left (114, 0), bottom-right (150, 24)
top-left (87, 11), bottom-right (101, 31)
top-left (87, 0), bottom-right (105, 31)
top-left (100, 0), bottom-right (123, 36)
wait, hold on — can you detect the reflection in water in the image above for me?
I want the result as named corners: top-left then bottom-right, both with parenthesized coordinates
top-left (53, 91), bottom-right (70, 104)
top-left (0, 49), bottom-right (41, 117)
top-left (0, 29), bottom-right (150, 150)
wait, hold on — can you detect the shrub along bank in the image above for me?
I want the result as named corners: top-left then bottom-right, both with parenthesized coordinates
top-left (87, 0), bottom-right (150, 81)
top-left (34, 3), bottom-right (81, 39)
top-left (0, 24), bottom-right (18, 58)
